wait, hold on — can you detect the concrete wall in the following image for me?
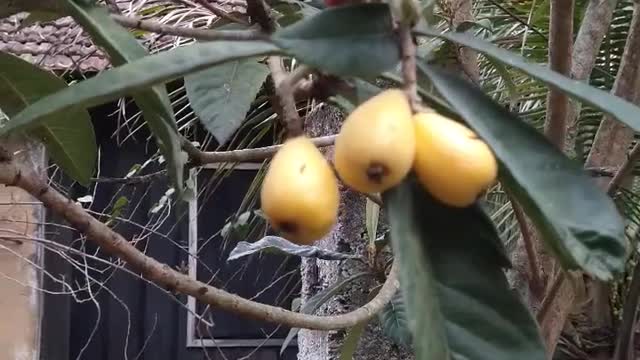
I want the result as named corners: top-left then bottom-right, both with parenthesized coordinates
top-left (0, 138), bottom-right (44, 360)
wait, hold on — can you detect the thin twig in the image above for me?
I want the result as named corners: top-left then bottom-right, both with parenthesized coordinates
top-left (399, 25), bottom-right (419, 111)
top-left (607, 142), bottom-right (640, 195)
top-left (183, 135), bottom-right (336, 165)
top-left (269, 57), bottom-right (304, 137)
top-left (110, 14), bottom-right (267, 42)
top-left (0, 149), bottom-right (398, 330)
top-left (509, 197), bottom-right (544, 296)
top-left (91, 170), bottom-right (168, 184)
top-left (192, 0), bottom-right (249, 25)
top-left (536, 270), bottom-right (566, 323)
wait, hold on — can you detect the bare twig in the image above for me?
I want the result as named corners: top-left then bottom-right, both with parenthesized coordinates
top-left (0, 150), bottom-right (397, 330)
top-left (537, 271), bottom-right (566, 323)
top-left (110, 14), bottom-right (267, 41)
top-left (399, 25), bottom-right (419, 111)
top-left (613, 257), bottom-right (640, 360)
top-left (269, 57), bottom-right (305, 137)
top-left (510, 198), bottom-right (543, 297)
top-left (545, 0), bottom-right (575, 149)
top-left (192, 0), bottom-right (249, 25)
top-left (607, 142), bottom-right (640, 195)
top-left (91, 170), bottom-right (168, 184)
top-left (183, 135), bottom-right (336, 165)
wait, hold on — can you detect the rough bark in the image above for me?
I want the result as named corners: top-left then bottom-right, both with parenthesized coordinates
top-left (567, 0), bottom-right (620, 153)
top-left (584, 3), bottom-right (640, 340)
top-left (545, 0), bottom-right (575, 150)
top-left (298, 104), bottom-right (413, 360)
top-left (536, 3), bottom-right (640, 358)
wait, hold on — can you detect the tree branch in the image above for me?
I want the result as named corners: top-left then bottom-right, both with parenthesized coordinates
top-left (192, 0), bottom-right (249, 25)
top-left (607, 141), bottom-right (640, 195)
top-left (399, 25), bottom-right (419, 111)
top-left (545, 0), bottom-right (575, 149)
top-left (567, 0), bottom-right (620, 152)
top-left (110, 14), bottom-right (267, 42)
top-left (183, 135), bottom-right (336, 166)
top-left (510, 198), bottom-right (544, 297)
top-left (0, 151), bottom-right (398, 330)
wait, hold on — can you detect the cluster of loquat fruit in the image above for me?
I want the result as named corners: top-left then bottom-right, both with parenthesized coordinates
top-left (260, 89), bottom-right (498, 245)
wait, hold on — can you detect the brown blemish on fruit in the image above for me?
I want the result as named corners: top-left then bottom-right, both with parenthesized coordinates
top-left (278, 221), bottom-right (299, 235)
top-left (366, 162), bottom-right (390, 184)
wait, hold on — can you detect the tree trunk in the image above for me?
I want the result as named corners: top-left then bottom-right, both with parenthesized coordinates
top-left (0, 135), bottom-right (46, 359)
top-left (297, 104), bottom-right (413, 360)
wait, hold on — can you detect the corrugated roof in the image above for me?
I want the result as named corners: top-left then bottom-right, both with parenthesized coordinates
top-left (0, 1), bottom-right (245, 73)
top-left (0, 12), bottom-right (110, 72)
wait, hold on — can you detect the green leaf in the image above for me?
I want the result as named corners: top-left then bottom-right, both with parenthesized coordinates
top-left (366, 198), bottom-right (380, 246)
top-left (64, 0), bottom-right (187, 194)
top-left (280, 272), bottom-right (372, 355)
top-left (0, 52), bottom-right (96, 185)
top-left (384, 178), bottom-right (545, 360)
top-left (378, 291), bottom-right (412, 348)
top-left (418, 63), bottom-right (627, 281)
top-left (272, 3), bottom-right (399, 77)
top-left (339, 321), bottom-right (368, 360)
top-left (2, 41), bottom-right (280, 141)
top-left (415, 29), bottom-right (640, 138)
top-left (185, 58), bottom-right (269, 144)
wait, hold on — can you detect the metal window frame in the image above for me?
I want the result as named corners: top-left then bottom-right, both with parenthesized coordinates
top-left (185, 164), bottom-right (297, 348)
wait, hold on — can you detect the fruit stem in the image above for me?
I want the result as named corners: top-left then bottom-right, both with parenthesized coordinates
top-left (399, 24), bottom-right (420, 112)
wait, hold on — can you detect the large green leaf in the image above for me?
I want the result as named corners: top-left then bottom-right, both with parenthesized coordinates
top-left (384, 178), bottom-right (545, 360)
top-left (185, 58), bottom-right (269, 145)
top-left (416, 29), bottom-right (640, 135)
top-left (378, 291), bottom-right (412, 348)
top-left (0, 52), bottom-right (96, 185)
top-left (339, 321), bottom-right (368, 360)
top-left (1, 41), bottom-right (280, 140)
top-left (65, 0), bottom-right (188, 193)
top-left (272, 3), bottom-right (399, 77)
top-left (418, 63), bottom-right (627, 281)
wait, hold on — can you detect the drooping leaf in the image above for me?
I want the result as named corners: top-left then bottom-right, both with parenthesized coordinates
top-left (280, 272), bottom-right (372, 355)
top-left (378, 291), bottom-right (412, 348)
top-left (227, 236), bottom-right (361, 261)
top-left (416, 29), bottom-right (640, 136)
top-left (339, 320), bottom-right (369, 360)
top-left (185, 58), bottom-right (269, 144)
top-left (273, 3), bottom-right (399, 77)
top-left (384, 178), bottom-right (545, 360)
top-left (0, 52), bottom-right (96, 185)
top-left (366, 198), bottom-right (380, 246)
top-left (418, 63), bottom-right (627, 281)
top-left (65, 0), bottom-right (186, 193)
top-left (2, 41), bottom-right (280, 140)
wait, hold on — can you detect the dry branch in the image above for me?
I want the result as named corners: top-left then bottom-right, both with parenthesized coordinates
top-left (0, 149), bottom-right (398, 330)
top-left (111, 14), bottom-right (267, 41)
top-left (545, 0), bottom-right (574, 149)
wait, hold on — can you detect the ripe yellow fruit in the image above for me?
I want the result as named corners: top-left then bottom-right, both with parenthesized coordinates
top-left (413, 112), bottom-right (498, 207)
top-left (260, 136), bottom-right (340, 245)
top-left (334, 89), bottom-right (416, 194)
